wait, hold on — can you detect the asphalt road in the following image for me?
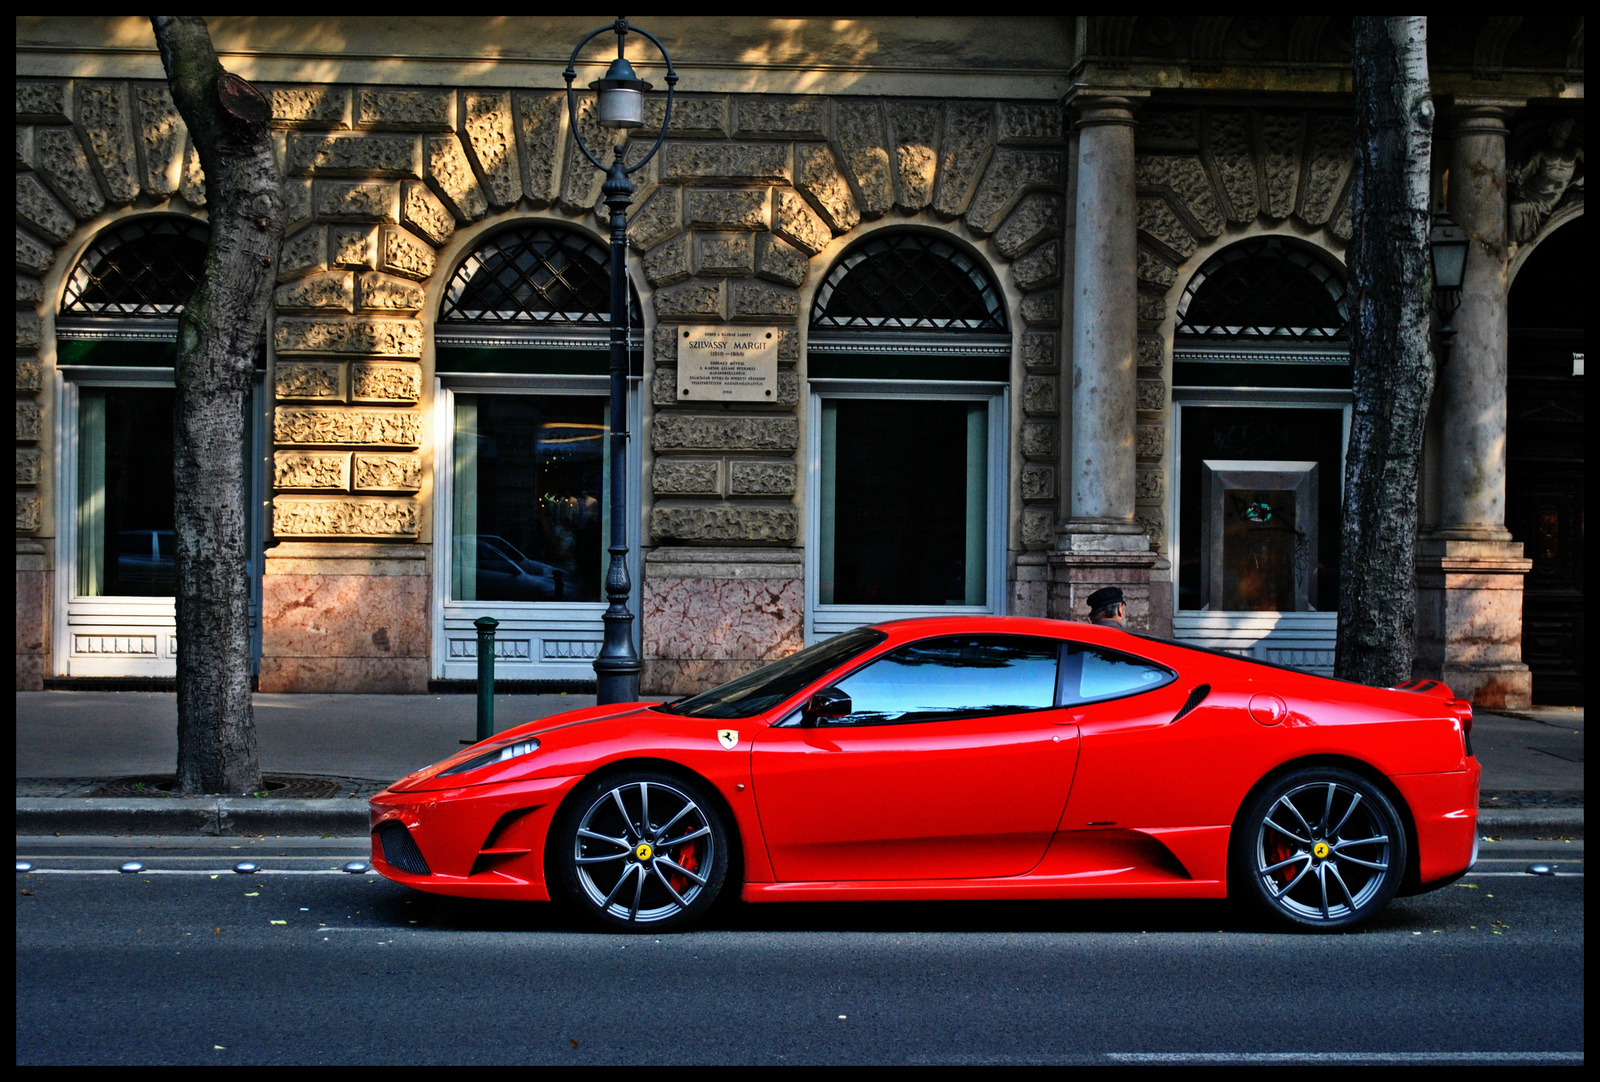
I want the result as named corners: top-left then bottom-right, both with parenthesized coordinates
top-left (15, 836), bottom-right (1584, 1066)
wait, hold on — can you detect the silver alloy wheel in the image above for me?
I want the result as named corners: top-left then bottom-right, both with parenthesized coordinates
top-left (572, 779), bottom-right (716, 925)
top-left (1255, 780), bottom-right (1393, 923)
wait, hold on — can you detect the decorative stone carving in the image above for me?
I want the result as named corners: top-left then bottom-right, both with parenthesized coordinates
top-left (1013, 240), bottom-right (1062, 291)
top-left (1258, 113), bottom-right (1305, 219)
top-left (651, 365), bottom-right (678, 408)
top-left (965, 149), bottom-right (1062, 234)
top-left (644, 233), bottom-right (692, 287)
top-left (353, 452), bottom-right (422, 492)
top-left (180, 140), bottom-right (206, 205)
top-left (733, 97), bottom-right (828, 138)
top-left (754, 234), bottom-right (808, 288)
top-left (330, 226), bottom-right (376, 269)
top-left (775, 326), bottom-right (800, 365)
top-left (648, 96), bottom-right (730, 138)
top-left (1137, 293), bottom-right (1166, 324)
top-left (1137, 377), bottom-right (1166, 411)
top-left (275, 407), bottom-right (422, 447)
top-left (732, 282), bottom-right (799, 320)
top-left (651, 504), bottom-right (798, 543)
top-left (664, 143), bottom-right (790, 184)
top-left (1021, 463), bottom-right (1055, 501)
top-left (16, 399), bottom-right (42, 441)
top-left (273, 496), bottom-right (420, 538)
top-left (379, 226), bottom-right (435, 281)
top-left (34, 128), bottom-right (105, 220)
top-left (275, 317), bottom-right (422, 357)
top-left (315, 180), bottom-right (397, 222)
top-left (994, 193), bottom-right (1063, 259)
top-left (1205, 111), bottom-right (1257, 223)
top-left (775, 371), bottom-right (801, 407)
top-left (1509, 118), bottom-right (1583, 243)
top-left (268, 86), bottom-right (349, 129)
top-left (655, 279), bottom-right (726, 321)
top-left (695, 232), bottom-right (755, 276)
top-left (730, 460), bottom-right (797, 496)
top-left (1022, 507), bottom-right (1053, 550)
top-left (1022, 375), bottom-right (1056, 417)
top-left (513, 90), bottom-right (565, 207)
top-left (834, 100), bottom-right (892, 218)
top-left (288, 133), bottom-right (422, 178)
top-left (16, 445), bottom-right (41, 485)
top-left (400, 181), bottom-right (454, 246)
top-left (558, 94), bottom-right (609, 212)
top-left (351, 362), bottom-right (422, 403)
top-left (1135, 468), bottom-right (1164, 501)
top-left (653, 459), bottom-right (720, 496)
top-left (1021, 420), bottom-right (1056, 459)
top-left (934, 103), bottom-right (997, 219)
top-left (16, 357), bottom-right (44, 393)
top-left (1138, 110), bottom-right (1199, 151)
top-left (794, 144), bottom-right (859, 233)
top-left (17, 311), bottom-right (42, 350)
top-left (630, 186), bottom-right (682, 251)
top-left (75, 82), bottom-right (139, 204)
top-left (999, 103), bottom-right (1064, 145)
top-left (1296, 113), bottom-right (1351, 227)
top-left (16, 82), bottom-right (68, 123)
top-left (274, 451), bottom-right (350, 491)
top-left (1020, 291), bottom-right (1059, 327)
top-left (277, 226), bottom-right (327, 281)
top-left (461, 90), bottom-right (519, 209)
top-left (772, 190), bottom-right (830, 256)
top-left (1136, 247), bottom-right (1177, 291)
top-left (274, 272), bottom-right (355, 313)
top-left (1136, 423), bottom-right (1165, 459)
top-left (886, 101), bottom-right (941, 213)
top-left (282, 178), bottom-right (312, 234)
top-left (653, 414), bottom-right (799, 452)
top-left (1135, 153), bottom-right (1224, 239)
top-left (1022, 332), bottom-right (1058, 372)
top-left (1137, 194), bottom-right (1198, 261)
top-left (274, 362), bottom-right (343, 401)
top-left (356, 88), bottom-right (454, 131)
top-left (16, 490), bottom-right (40, 533)
top-left (1137, 335), bottom-right (1164, 369)
top-left (684, 188), bottom-right (769, 231)
top-left (1135, 509), bottom-right (1165, 550)
top-left (357, 272), bottom-right (426, 312)
top-left (425, 134), bottom-right (487, 221)
top-left (1330, 195), bottom-right (1353, 243)
top-left (16, 175), bottom-right (73, 244)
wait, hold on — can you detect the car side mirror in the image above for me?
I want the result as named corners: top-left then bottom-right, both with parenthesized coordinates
top-left (801, 687), bottom-right (852, 727)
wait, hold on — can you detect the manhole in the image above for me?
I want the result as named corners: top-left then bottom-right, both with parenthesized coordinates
top-left (88, 775), bottom-right (343, 799)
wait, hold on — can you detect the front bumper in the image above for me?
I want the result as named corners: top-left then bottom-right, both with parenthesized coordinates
top-left (368, 774), bottom-right (583, 901)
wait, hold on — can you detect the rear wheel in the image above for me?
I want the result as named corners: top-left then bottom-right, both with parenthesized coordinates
top-left (551, 770), bottom-right (730, 932)
top-left (1232, 767), bottom-right (1407, 932)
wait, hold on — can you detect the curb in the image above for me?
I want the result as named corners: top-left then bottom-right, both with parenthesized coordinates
top-left (14, 798), bottom-right (1582, 840)
top-left (14, 797), bottom-right (370, 837)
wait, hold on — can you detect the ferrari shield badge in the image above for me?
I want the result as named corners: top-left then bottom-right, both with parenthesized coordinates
top-left (717, 729), bottom-right (739, 749)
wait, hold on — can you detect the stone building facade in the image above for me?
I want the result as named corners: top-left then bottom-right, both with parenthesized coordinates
top-left (16, 17), bottom-right (1586, 707)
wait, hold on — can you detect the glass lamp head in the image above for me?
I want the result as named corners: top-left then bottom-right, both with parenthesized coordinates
top-left (1428, 211), bottom-right (1469, 293)
top-left (591, 56), bottom-right (651, 129)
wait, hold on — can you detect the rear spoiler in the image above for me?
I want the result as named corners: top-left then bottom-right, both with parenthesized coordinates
top-left (1392, 678), bottom-right (1473, 729)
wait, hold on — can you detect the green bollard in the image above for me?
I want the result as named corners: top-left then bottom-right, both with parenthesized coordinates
top-left (474, 616), bottom-right (499, 744)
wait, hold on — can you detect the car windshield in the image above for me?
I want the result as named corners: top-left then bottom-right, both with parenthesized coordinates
top-left (655, 627), bottom-right (888, 720)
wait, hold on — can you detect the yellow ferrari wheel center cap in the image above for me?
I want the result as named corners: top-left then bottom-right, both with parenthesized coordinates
top-left (1313, 842), bottom-right (1330, 859)
top-left (635, 842), bottom-right (654, 862)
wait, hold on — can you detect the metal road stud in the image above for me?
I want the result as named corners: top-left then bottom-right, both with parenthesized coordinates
top-left (119, 861), bottom-right (143, 873)
top-left (233, 861), bottom-right (259, 874)
top-left (1527, 863), bottom-right (1555, 876)
top-left (16, 860), bottom-right (33, 873)
top-left (343, 861), bottom-right (370, 874)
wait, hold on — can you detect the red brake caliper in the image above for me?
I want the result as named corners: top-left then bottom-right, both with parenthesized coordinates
top-left (1267, 835), bottom-right (1295, 887)
top-left (667, 843), bottom-right (698, 894)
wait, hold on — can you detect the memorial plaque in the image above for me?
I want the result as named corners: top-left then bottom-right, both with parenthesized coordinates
top-left (676, 326), bottom-right (780, 402)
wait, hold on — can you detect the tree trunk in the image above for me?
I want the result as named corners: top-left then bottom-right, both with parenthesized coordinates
top-left (151, 16), bottom-right (283, 794)
top-left (1336, 17), bottom-right (1436, 688)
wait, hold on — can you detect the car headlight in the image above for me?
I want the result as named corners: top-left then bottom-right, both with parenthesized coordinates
top-left (437, 738), bottom-right (541, 778)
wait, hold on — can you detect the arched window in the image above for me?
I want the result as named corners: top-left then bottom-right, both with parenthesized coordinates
top-left (60, 216), bottom-right (209, 318)
top-left (806, 231), bottom-right (1009, 635)
top-left (439, 224), bottom-right (641, 328)
top-left (1175, 237), bottom-right (1348, 342)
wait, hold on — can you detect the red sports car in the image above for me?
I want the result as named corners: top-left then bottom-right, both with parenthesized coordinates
top-left (370, 617), bottom-right (1479, 932)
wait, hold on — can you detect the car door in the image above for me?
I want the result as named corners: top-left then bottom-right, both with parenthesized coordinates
top-left (751, 634), bottom-right (1080, 882)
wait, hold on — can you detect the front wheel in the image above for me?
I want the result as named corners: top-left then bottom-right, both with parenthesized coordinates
top-left (1232, 767), bottom-right (1408, 932)
top-left (551, 771), bottom-right (730, 932)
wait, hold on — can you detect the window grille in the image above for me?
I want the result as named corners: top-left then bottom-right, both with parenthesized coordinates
top-left (810, 233), bottom-right (1007, 333)
top-left (439, 225), bottom-right (641, 326)
top-left (60, 217), bottom-right (209, 317)
top-left (1175, 238), bottom-right (1349, 341)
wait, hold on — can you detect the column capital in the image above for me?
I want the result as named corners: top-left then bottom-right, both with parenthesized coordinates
top-left (1438, 96), bottom-right (1523, 136)
top-left (1063, 87), bottom-right (1149, 129)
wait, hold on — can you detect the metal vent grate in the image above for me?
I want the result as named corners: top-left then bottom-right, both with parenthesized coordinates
top-left (376, 822), bottom-right (432, 876)
top-left (439, 225), bottom-right (642, 326)
top-left (1175, 238), bottom-right (1348, 341)
top-left (810, 232), bottom-right (1007, 333)
top-left (60, 217), bottom-right (210, 318)
top-left (1172, 684), bottom-right (1212, 722)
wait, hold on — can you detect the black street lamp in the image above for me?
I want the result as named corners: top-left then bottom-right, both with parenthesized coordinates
top-left (1428, 209), bottom-right (1469, 367)
top-left (565, 17), bottom-right (677, 705)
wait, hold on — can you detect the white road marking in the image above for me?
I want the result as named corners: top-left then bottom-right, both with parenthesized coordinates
top-left (1106, 1052), bottom-right (1584, 1064)
top-left (21, 868), bottom-right (367, 876)
top-left (1464, 871), bottom-right (1582, 877)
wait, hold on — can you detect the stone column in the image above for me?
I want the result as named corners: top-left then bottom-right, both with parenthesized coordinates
top-left (1414, 102), bottom-right (1532, 709)
top-left (1048, 90), bottom-right (1156, 627)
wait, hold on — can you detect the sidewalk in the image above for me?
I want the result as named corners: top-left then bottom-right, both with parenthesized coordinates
top-left (14, 692), bottom-right (1583, 837)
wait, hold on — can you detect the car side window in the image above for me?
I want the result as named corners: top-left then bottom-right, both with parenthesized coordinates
top-left (1056, 643), bottom-right (1175, 706)
top-left (827, 635), bottom-right (1060, 726)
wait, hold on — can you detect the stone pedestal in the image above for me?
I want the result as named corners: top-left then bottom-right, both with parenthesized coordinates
top-left (259, 542), bottom-right (430, 693)
top-left (640, 546), bottom-right (802, 696)
top-left (1413, 537), bottom-right (1532, 710)
top-left (16, 540), bottom-right (52, 690)
top-left (1047, 531), bottom-right (1157, 629)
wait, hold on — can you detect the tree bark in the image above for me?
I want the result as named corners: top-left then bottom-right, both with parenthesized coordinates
top-left (1336, 17), bottom-right (1436, 688)
top-left (151, 16), bottom-right (283, 794)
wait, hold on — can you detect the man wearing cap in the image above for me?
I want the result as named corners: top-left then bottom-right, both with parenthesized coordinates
top-left (1086, 586), bottom-right (1126, 627)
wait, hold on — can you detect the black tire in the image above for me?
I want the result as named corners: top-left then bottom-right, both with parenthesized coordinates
top-left (550, 770), bottom-right (730, 932)
top-left (1231, 766), bottom-right (1408, 932)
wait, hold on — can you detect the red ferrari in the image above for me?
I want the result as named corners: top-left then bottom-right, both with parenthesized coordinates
top-left (370, 617), bottom-right (1479, 932)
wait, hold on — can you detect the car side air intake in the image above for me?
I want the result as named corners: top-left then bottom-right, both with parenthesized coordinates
top-left (1172, 684), bottom-right (1211, 722)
